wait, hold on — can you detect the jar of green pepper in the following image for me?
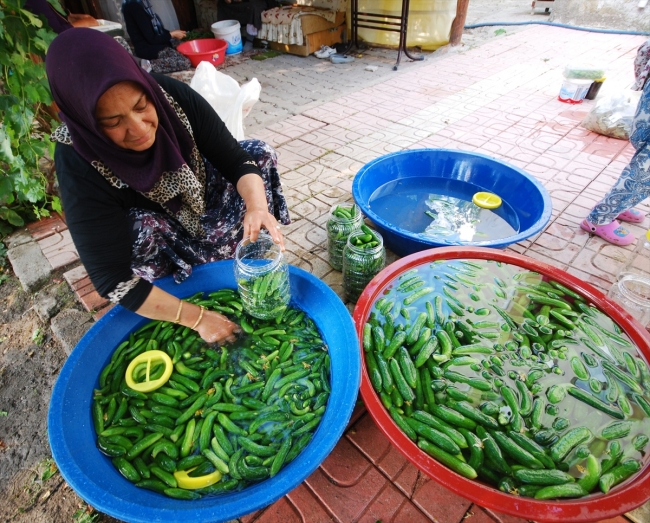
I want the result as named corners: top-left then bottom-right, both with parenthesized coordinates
top-left (342, 227), bottom-right (385, 303)
top-left (327, 203), bottom-right (363, 271)
top-left (234, 233), bottom-right (290, 319)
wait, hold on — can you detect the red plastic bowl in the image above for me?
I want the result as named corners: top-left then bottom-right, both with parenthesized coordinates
top-left (352, 246), bottom-right (650, 523)
top-left (176, 38), bottom-right (227, 67)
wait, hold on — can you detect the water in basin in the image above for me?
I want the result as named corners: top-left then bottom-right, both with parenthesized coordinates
top-left (368, 177), bottom-right (520, 244)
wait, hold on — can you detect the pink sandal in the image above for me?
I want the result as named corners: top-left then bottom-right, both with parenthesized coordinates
top-left (616, 208), bottom-right (646, 224)
top-left (580, 219), bottom-right (636, 246)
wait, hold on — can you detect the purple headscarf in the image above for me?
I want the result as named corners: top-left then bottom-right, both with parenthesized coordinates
top-left (46, 28), bottom-right (194, 206)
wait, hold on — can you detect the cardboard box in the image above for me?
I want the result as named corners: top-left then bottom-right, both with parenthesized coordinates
top-left (300, 10), bottom-right (345, 35)
top-left (267, 10), bottom-right (345, 57)
top-left (270, 23), bottom-right (344, 56)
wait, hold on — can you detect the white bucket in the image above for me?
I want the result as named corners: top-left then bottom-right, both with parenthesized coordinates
top-left (558, 78), bottom-right (592, 104)
top-left (211, 20), bottom-right (243, 55)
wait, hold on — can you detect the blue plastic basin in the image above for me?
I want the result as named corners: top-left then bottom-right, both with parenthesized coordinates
top-left (48, 261), bottom-right (360, 523)
top-left (352, 149), bottom-right (552, 256)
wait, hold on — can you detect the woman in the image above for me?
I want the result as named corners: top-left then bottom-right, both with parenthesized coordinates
top-left (122, 0), bottom-right (191, 74)
top-left (24, 0), bottom-right (98, 33)
top-left (580, 40), bottom-right (650, 246)
top-left (47, 29), bottom-right (290, 344)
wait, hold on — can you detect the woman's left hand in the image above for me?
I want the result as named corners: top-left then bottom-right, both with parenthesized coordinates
top-left (244, 207), bottom-right (285, 250)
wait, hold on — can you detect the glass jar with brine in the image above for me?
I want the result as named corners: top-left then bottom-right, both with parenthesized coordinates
top-left (343, 228), bottom-right (385, 303)
top-left (234, 233), bottom-right (290, 319)
top-left (327, 203), bottom-right (363, 271)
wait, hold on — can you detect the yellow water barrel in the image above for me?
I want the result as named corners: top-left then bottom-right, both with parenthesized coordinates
top-left (347, 0), bottom-right (457, 50)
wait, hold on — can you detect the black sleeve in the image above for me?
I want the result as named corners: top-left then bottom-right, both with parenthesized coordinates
top-left (123, 2), bottom-right (172, 58)
top-left (154, 74), bottom-right (263, 186)
top-left (54, 143), bottom-right (153, 312)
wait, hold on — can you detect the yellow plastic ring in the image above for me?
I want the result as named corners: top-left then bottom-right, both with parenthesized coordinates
top-left (173, 467), bottom-right (222, 490)
top-left (124, 350), bottom-right (173, 393)
top-left (472, 191), bottom-right (502, 210)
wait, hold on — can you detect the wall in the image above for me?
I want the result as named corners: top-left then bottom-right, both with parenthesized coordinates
top-left (194, 0), bottom-right (219, 29)
top-left (550, 0), bottom-right (650, 33)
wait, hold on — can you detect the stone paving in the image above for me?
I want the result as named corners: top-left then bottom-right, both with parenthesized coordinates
top-left (7, 19), bottom-right (650, 523)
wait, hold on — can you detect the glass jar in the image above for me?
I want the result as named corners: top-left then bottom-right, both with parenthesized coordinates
top-left (618, 229), bottom-right (650, 281)
top-left (342, 229), bottom-right (385, 303)
top-left (607, 275), bottom-right (650, 328)
top-left (234, 233), bottom-right (290, 319)
top-left (327, 203), bottom-right (363, 271)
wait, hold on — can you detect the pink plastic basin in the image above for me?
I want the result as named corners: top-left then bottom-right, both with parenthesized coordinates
top-left (353, 246), bottom-right (650, 523)
top-left (176, 38), bottom-right (227, 67)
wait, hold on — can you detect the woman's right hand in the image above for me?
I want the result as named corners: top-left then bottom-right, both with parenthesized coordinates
top-left (170, 30), bottom-right (187, 40)
top-left (194, 307), bottom-right (241, 344)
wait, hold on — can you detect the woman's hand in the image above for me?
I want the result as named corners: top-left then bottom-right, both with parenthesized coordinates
top-left (135, 286), bottom-right (241, 345)
top-left (170, 30), bottom-right (187, 40)
top-left (244, 207), bottom-right (285, 250)
top-left (68, 13), bottom-right (99, 27)
top-left (194, 308), bottom-right (241, 344)
top-left (237, 173), bottom-right (285, 249)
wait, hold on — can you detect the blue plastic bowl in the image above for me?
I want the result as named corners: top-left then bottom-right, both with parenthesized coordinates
top-left (48, 261), bottom-right (360, 523)
top-left (352, 149), bottom-right (552, 256)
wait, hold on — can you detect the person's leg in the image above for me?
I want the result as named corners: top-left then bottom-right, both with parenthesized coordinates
top-left (127, 208), bottom-right (210, 284)
top-left (149, 47), bottom-right (192, 74)
top-left (582, 147), bottom-right (649, 245)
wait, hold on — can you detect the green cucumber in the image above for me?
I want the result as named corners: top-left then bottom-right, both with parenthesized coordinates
top-left (549, 427), bottom-right (592, 462)
top-left (417, 439), bottom-right (477, 479)
top-left (514, 468), bottom-right (575, 486)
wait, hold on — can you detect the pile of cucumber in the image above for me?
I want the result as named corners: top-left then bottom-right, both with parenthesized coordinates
top-left (363, 259), bottom-right (650, 500)
top-left (237, 267), bottom-right (290, 320)
top-left (92, 289), bottom-right (330, 499)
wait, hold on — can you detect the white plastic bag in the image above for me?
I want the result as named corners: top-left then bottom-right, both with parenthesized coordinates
top-left (581, 90), bottom-right (642, 140)
top-left (190, 62), bottom-right (261, 141)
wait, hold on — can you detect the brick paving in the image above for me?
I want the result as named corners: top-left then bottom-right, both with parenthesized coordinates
top-left (22, 23), bottom-right (650, 523)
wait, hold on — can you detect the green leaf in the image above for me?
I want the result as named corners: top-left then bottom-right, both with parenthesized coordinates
top-left (51, 196), bottom-right (62, 214)
top-left (0, 208), bottom-right (25, 226)
top-left (0, 127), bottom-right (14, 162)
top-left (19, 8), bottom-right (43, 28)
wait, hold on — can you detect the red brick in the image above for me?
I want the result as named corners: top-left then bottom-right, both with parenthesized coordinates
top-left (286, 483), bottom-right (334, 522)
top-left (412, 477), bottom-right (472, 523)
top-left (306, 466), bottom-right (387, 522)
top-left (392, 498), bottom-right (431, 523)
top-left (92, 304), bottom-right (114, 321)
top-left (394, 461), bottom-right (421, 497)
top-left (376, 444), bottom-right (409, 481)
top-left (319, 436), bottom-right (371, 487)
top-left (483, 508), bottom-right (533, 523)
top-left (26, 214), bottom-right (67, 240)
top-left (347, 412), bottom-right (392, 465)
top-left (464, 506), bottom-right (500, 523)
top-left (63, 265), bottom-right (88, 288)
top-left (77, 289), bottom-right (109, 312)
top-left (240, 509), bottom-right (262, 523)
top-left (346, 403), bottom-right (367, 429)
top-left (358, 483), bottom-right (408, 523)
top-left (251, 498), bottom-right (301, 523)
top-left (72, 277), bottom-right (95, 296)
